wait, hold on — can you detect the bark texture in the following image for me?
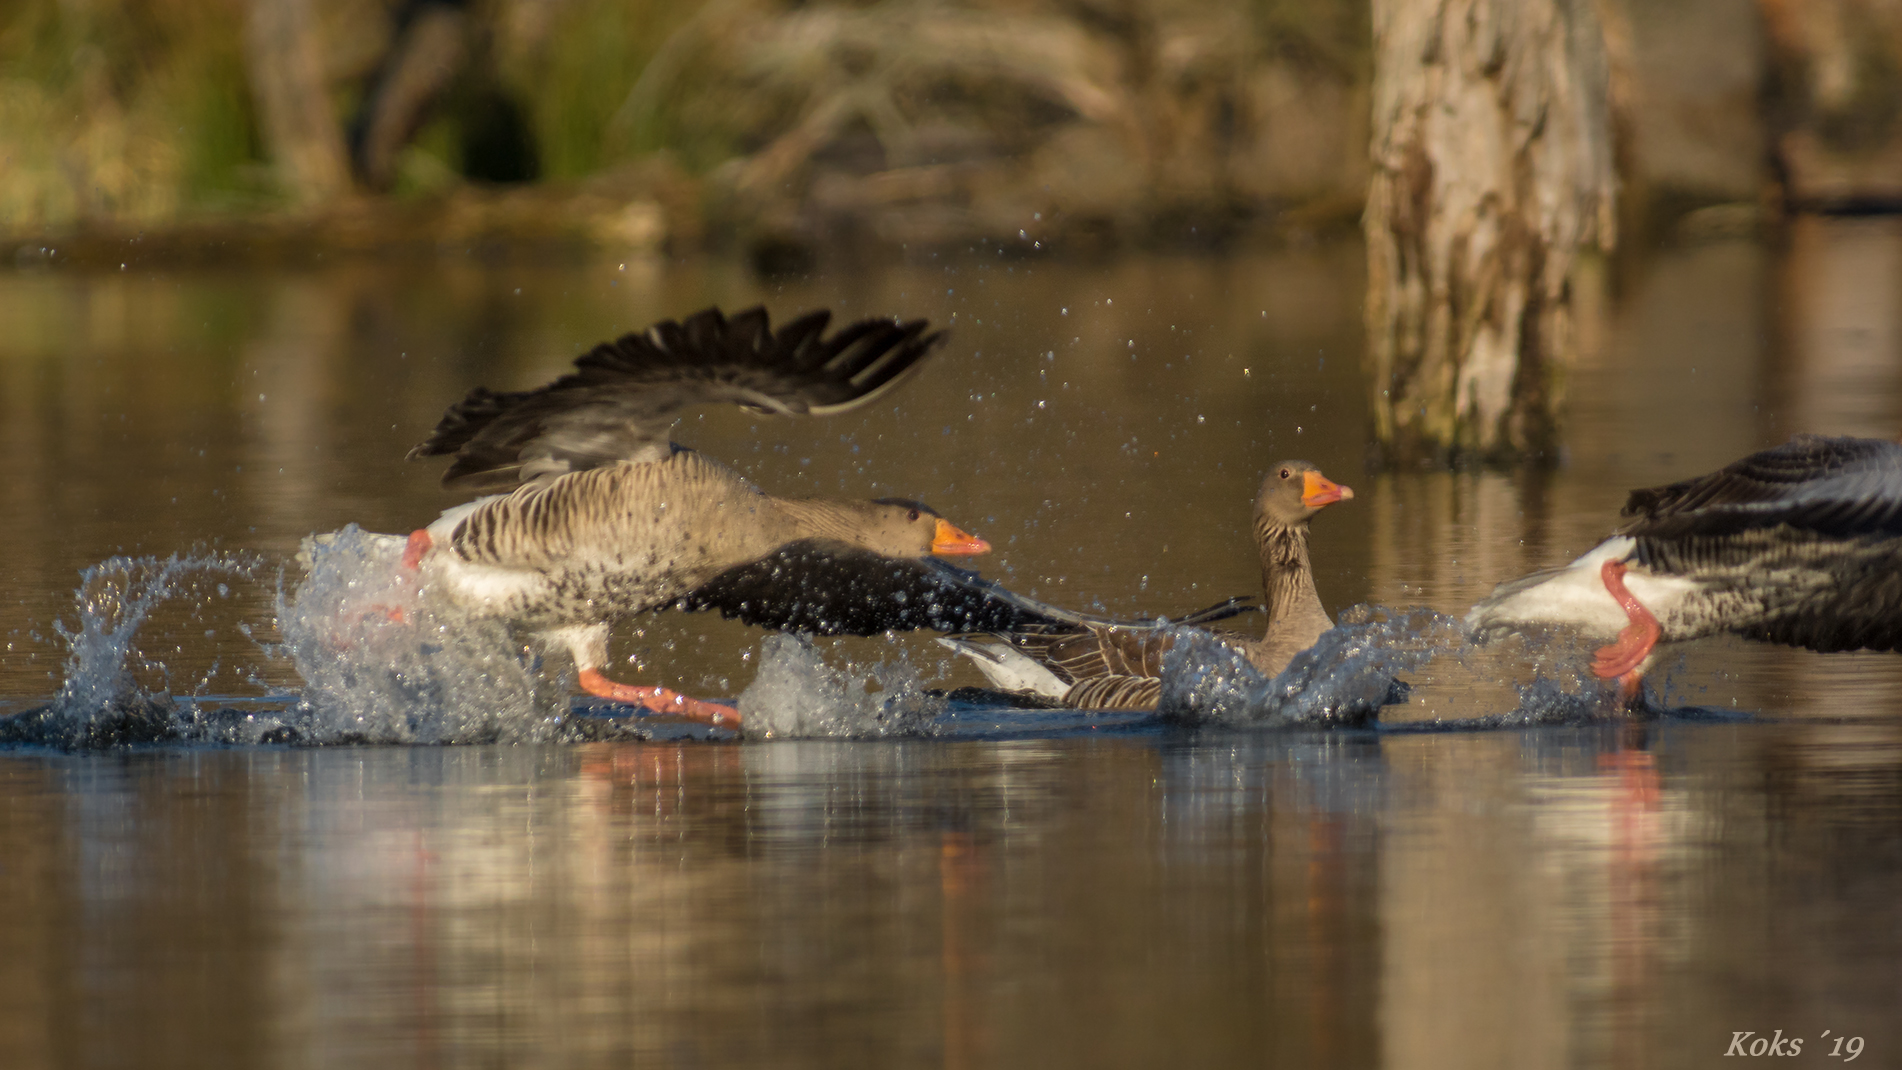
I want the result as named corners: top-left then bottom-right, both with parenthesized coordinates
top-left (1364, 0), bottom-right (1617, 466)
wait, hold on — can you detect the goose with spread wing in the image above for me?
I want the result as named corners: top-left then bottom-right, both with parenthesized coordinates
top-left (940, 462), bottom-right (1354, 709)
top-left (1466, 434), bottom-right (1902, 700)
top-left (401, 305), bottom-right (1006, 726)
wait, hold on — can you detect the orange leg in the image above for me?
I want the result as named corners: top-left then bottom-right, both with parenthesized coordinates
top-left (1591, 559), bottom-right (1660, 701)
top-left (577, 668), bottom-right (740, 728)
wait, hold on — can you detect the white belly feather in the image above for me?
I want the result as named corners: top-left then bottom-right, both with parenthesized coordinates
top-left (1465, 536), bottom-right (1704, 639)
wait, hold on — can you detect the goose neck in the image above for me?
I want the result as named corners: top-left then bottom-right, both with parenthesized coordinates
top-left (1256, 519), bottom-right (1318, 627)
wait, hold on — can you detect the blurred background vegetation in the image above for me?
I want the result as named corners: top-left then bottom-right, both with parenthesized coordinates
top-left (1, 0), bottom-right (1374, 263)
top-left (0, 0), bottom-right (1896, 268)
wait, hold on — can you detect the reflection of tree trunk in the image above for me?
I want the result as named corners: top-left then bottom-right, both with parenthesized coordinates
top-left (245, 0), bottom-right (351, 206)
top-left (242, 278), bottom-right (350, 542)
top-left (1364, 0), bottom-right (1617, 466)
top-left (1762, 0), bottom-right (1902, 208)
top-left (1772, 216), bottom-right (1902, 441)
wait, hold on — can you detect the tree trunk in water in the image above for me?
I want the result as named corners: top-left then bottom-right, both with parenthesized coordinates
top-left (246, 0), bottom-right (351, 207)
top-left (1364, 0), bottom-right (1617, 466)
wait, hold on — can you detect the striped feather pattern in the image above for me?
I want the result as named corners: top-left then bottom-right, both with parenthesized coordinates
top-left (1635, 526), bottom-right (1902, 652)
top-left (428, 451), bottom-right (781, 626)
top-left (1625, 435), bottom-right (1902, 652)
top-left (1064, 675), bottom-right (1163, 709)
top-left (996, 598), bottom-right (1257, 691)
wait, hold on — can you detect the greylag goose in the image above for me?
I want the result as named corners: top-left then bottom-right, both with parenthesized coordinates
top-left (1466, 434), bottom-right (1902, 700)
top-left (941, 462), bottom-right (1355, 709)
top-left (402, 305), bottom-right (1006, 725)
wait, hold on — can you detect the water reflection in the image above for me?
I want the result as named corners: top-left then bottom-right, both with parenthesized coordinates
top-left (1774, 216), bottom-right (1902, 439)
top-left (0, 724), bottom-right (1895, 1066)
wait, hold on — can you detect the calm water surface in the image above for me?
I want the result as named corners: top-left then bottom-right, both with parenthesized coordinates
top-left (1, 225), bottom-right (1900, 1067)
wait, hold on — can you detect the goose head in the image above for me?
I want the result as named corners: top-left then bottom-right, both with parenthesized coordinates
top-left (1256, 461), bottom-right (1354, 529)
top-left (837, 497), bottom-right (991, 558)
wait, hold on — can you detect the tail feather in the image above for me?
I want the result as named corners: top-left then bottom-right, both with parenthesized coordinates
top-left (1464, 536), bottom-right (1641, 638)
top-left (936, 637), bottom-right (1072, 701)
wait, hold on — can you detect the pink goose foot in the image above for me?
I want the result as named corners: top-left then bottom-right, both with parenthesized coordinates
top-left (1590, 559), bottom-right (1660, 705)
top-left (577, 669), bottom-right (740, 728)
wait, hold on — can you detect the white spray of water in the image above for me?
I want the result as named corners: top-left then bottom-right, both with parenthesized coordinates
top-left (10, 526), bottom-right (646, 748)
top-left (14, 532), bottom-right (1684, 751)
top-left (278, 526), bottom-right (563, 743)
top-left (1158, 606), bottom-right (1460, 726)
top-left (1154, 603), bottom-right (1702, 729)
top-left (44, 552), bottom-right (269, 740)
top-left (738, 633), bottom-right (945, 739)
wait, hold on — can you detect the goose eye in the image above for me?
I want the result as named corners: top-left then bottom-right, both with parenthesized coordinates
top-left (1279, 468), bottom-right (1291, 479)
top-left (908, 508), bottom-right (921, 521)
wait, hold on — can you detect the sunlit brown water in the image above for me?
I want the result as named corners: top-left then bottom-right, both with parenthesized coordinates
top-left (1, 223), bottom-right (1900, 1066)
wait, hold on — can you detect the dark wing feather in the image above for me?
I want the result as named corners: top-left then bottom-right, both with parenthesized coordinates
top-left (677, 542), bottom-right (1261, 641)
top-left (409, 306), bottom-right (947, 493)
top-left (674, 541), bottom-right (1104, 636)
top-left (1619, 434), bottom-right (1902, 541)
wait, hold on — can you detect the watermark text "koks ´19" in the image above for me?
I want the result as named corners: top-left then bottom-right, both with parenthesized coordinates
top-left (1726, 1030), bottom-right (1864, 1061)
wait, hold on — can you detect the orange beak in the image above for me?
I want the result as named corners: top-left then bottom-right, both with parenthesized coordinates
top-left (1301, 470), bottom-right (1354, 508)
top-left (931, 517), bottom-right (991, 556)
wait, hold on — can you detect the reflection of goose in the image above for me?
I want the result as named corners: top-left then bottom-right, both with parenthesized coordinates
top-left (1467, 434), bottom-right (1902, 698)
top-left (403, 306), bottom-right (1005, 725)
top-left (941, 463), bottom-right (1354, 709)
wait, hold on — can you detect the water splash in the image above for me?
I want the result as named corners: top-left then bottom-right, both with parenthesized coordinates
top-left (2, 551), bottom-right (280, 748)
top-left (738, 633), bottom-right (945, 739)
top-left (5, 525), bottom-right (731, 748)
top-left (67, 555), bottom-right (259, 708)
top-left (4, 531), bottom-right (1726, 750)
top-left (1158, 605), bottom-right (1456, 727)
top-left (1154, 602), bottom-right (1745, 731)
top-left (278, 526), bottom-right (563, 744)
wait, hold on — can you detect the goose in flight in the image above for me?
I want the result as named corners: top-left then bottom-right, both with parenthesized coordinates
top-left (401, 305), bottom-right (1005, 726)
top-left (1467, 434), bottom-right (1902, 700)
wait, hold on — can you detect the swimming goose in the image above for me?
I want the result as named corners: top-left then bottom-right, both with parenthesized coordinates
top-left (941, 462), bottom-right (1354, 709)
top-left (402, 305), bottom-right (1000, 725)
top-left (1466, 434), bottom-right (1902, 699)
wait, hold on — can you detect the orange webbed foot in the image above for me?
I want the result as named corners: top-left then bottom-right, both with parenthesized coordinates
top-left (577, 668), bottom-right (740, 727)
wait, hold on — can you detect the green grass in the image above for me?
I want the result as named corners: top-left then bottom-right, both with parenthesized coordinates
top-left (0, 0), bottom-right (271, 231)
top-left (505, 0), bottom-right (711, 179)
